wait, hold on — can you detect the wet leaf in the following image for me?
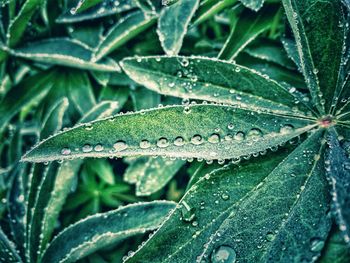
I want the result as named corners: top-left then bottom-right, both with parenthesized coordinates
top-left (40, 201), bottom-right (176, 263)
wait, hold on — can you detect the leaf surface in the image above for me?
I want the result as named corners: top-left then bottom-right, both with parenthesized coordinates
top-left (40, 201), bottom-right (176, 263)
top-left (94, 11), bottom-right (156, 61)
top-left (218, 5), bottom-right (277, 60)
top-left (0, 228), bottom-right (23, 263)
top-left (325, 128), bottom-right (350, 244)
top-left (282, 0), bottom-right (346, 113)
top-left (121, 56), bottom-right (313, 116)
top-left (22, 104), bottom-right (315, 163)
top-left (12, 38), bottom-right (120, 72)
top-left (126, 130), bottom-right (331, 263)
top-left (157, 0), bottom-right (199, 55)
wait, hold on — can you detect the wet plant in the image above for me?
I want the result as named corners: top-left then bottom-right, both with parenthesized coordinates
top-left (0, 0), bottom-right (350, 262)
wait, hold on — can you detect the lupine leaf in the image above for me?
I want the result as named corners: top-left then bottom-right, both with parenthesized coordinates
top-left (56, 0), bottom-right (136, 23)
top-left (218, 5), bottom-right (278, 60)
top-left (0, 70), bottom-right (56, 133)
top-left (325, 128), bottom-right (350, 244)
top-left (40, 201), bottom-right (176, 263)
top-left (7, 0), bottom-right (44, 47)
top-left (11, 38), bottom-right (121, 72)
top-left (282, 0), bottom-right (346, 114)
top-left (22, 104), bottom-right (316, 163)
top-left (94, 11), bottom-right (156, 61)
top-left (320, 229), bottom-right (350, 263)
top-left (157, 0), bottom-right (199, 55)
top-left (125, 130), bottom-right (331, 263)
top-left (239, 0), bottom-right (264, 11)
top-left (121, 56), bottom-right (313, 116)
top-left (0, 228), bottom-right (23, 263)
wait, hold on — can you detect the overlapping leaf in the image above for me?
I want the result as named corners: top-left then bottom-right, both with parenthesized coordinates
top-left (40, 201), bottom-right (176, 263)
top-left (126, 131), bottom-right (331, 262)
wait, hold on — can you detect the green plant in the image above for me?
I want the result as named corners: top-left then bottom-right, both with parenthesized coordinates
top-left (1, 0), bottom-right (350, 262)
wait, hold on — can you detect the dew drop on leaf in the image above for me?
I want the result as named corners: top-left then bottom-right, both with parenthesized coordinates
top-left (246, 128), bottom-right (263, 141)
top-left (181, 201), bottom-right (195, 222)
top-left (191, 134), bottom-right (203, 145)
top-left (208, 134), bottom-right (220, 144)
top-left (265, 232), bottom-right (275, 242)
top-left (310, 238), bottom-right (324, 252)
top-left (210, 245), bottom-right (236, 263)
top-left (157, 137), bottom-right (169, 148)
top-left (61, 147), bottom-right (71, 155)
top-left (234, 132), bottom-right (245, 141)
top-left (113, 140), bottom-right (128, 151)
top-left (174, 136), bottom-right (185, 146)
top-left (82, 144), bottom-right (93, 153)
top-left (280, 124), bottom-right (294, 134)
top-left (94, 144), bottom-right (104, 152)
top-left (140, 140), bottom-right (151, 149)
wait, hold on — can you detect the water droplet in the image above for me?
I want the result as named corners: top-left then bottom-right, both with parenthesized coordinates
top-left (211, 245), bottom-right (236, 263)
top-left (94, 144), bottom-right (104, 152)
top-left (157, 137), bottom-right (169, 148)
top-left (191, 135), bottom-right (203, 145)
top-left (181, 58), bottom-right (189, 67)
top-left (246, 128), bottom-right (263, 141)
top-left (228, 123), bottom-right (234, 130)
top-left (181, 201), bottom-right (195, 222)
top-left (280, 125), bottom-right (294, 134)
top-left (61, 148), bottom-right (71, 155)
top-left (310, 238), bottom-right (324, 252)
top-left (113, 140), bottom-right (128, 151)
top-left (82, 144), bottom-right (93, 153)
top-left (234, 132), bottom-right (245, 141)
top-left (208, 134), bottom-right (220, 144)
top-left (84, 123), bottom-right (93, 131)
top-left (266, 232), bottom-right (275, 242)
top-left (140, 140), bottom-right (151, 149)
top-left (221, 193), bottom-right (230, 201)
top-left (174, 136), bottom-right (185, 146)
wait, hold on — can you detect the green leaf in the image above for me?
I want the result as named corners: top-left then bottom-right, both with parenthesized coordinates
top-left (125, 130), bottom-right (331, 262)
top-left (320, 228), bottom-right (350, 263)
top-left (22, 104), bottom-right (316, 163)
top-left (192, 0), bottom-right (237, 26)
top-left (94, 11), bottom-right (156, 61)
top-left (281, 37), bottom-right (301, 70)
top-left (0, 228), bottom-right (23, 263)
top-left (130, 87), bottom-right (160, 111)
top-left (120, 56), bottom-right (313, 116)
top-left (0, 70), bottom-right (56, 133)
top-left (72, 0), bottom-right (104, 13)
top-left (218, 5), bottom-right (278, 60)
top-left (325, 128), bottom-right (350, 244)
top-left (244, 38), bottom-right (296, 70)
top-left (7, 0), bottom-right (44, 47)
top-left (56, 0), bottom-right (136, 23)
top-left (157, 0), bottom-right (199, 55)
top-left (86, 159), bottom-right (115, 185)
top-left (281, 0), bottom-right (346, 114)
top-left (40, 201), bottom-right (176, 263)
top-left (126, 157), bottom-right (185, 196)
top-left (239, 0), bottom-right (264, 11)
top-left (11, 38), bottom-right (121, 72)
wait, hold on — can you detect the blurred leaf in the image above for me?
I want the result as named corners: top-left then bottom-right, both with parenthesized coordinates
top-left (0, 228), bottom-right (23, 263)
top-left (7, 0), bottom-right (44, 47)
top-left (56, 0), bottom-right (137, 23)
top-left (22, 104), bottom-right (315, 163)
top-left (218, 5), bottom-right (278, 60)
top-left (40, 201), bottom-right (176, 263)
top-left (157, 0), bottom-right (199, 55)
top-left (12, 38), bottom-right (121, 72)
top-left (86, 159), bottom-right (115, 185)
top-left (94, 11), bottom-right (156, 61)
top-left (126, 131), bottom-right (331, 263)
top-left (320, 228), bottom-right (350, 263)
top-left (0, 70), bottom-right (56, 133)
top-left (121, 56), bottom-right (313, 116)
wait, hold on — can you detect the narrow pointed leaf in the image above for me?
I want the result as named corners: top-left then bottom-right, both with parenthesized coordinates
top-left (7, 0), bottom-right (43, 47)
top-left (239, 0), bottom-right (264, 11)
top-left (282, 0), bottom-right (346, 113)
top-left (121, 56), bottom-right (312, 116)
top-left (94, 11), bottom-right (156, 61)
top-left (126, 130), bottom-right (331, 263)
top-left (40, 201), bottom-right (176, 263)
top-left (56, 0), bottom-right (136, 23)
top-left (218, 5), bottom-right (278, 60)
top-left (0, 70), bottom-right (55, 133)
top-left (0, 228), bottom-right (23, 263)
top-left (326, 128), bottom-right (350, 244)
top-left (72, 0), bottom-right (104, 13)
top-left (157, 0), bottom-right (199, 55)
top-left (11, 38), bottom-right (121, 72)
top-left (281, 37), bottom-right (301, 70)
top-left (23, 104), bottom-right (315, 163)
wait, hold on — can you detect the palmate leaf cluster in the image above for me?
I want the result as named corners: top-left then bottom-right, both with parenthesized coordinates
top-left (0, 0), bottom-right (350, 262)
